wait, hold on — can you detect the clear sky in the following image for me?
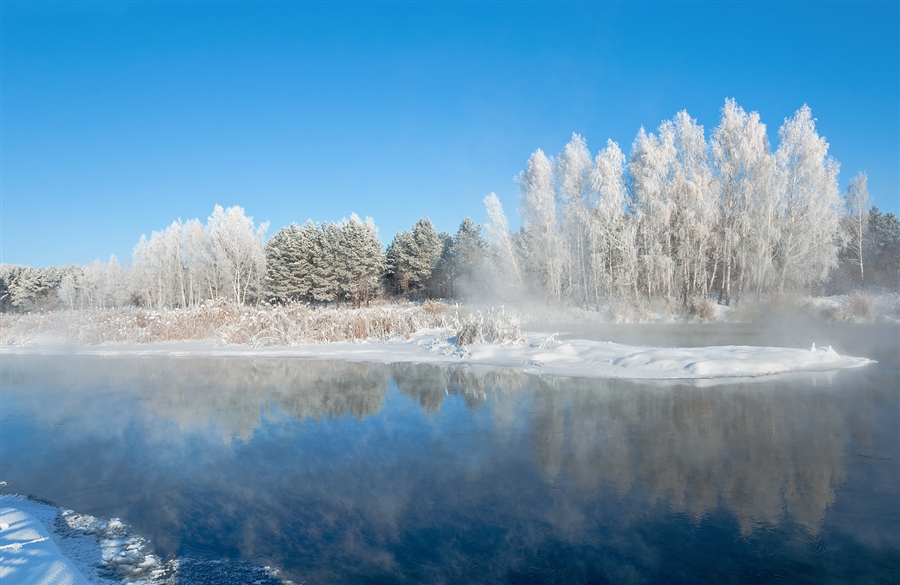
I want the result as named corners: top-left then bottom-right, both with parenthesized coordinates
top-left (2, 1), bottom-right (898, 267)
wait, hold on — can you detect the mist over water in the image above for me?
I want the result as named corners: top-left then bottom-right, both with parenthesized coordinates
top-left (1, 323), bottom-right (897, 584)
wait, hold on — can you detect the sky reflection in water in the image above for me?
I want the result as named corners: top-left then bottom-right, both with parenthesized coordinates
top-left (1, 324), bottom-right (898, 584)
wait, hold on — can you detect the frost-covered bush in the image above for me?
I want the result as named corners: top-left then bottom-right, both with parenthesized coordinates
top-left (454, 306), bottom-right (525, 346)
top-left (848, 292), bottom-right (875, 321)
top-left (689, 296), bottom-right (717, 321)
top-left (0, 300), bottom-right (463, 347)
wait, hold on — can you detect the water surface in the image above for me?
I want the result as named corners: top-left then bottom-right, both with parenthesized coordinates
top-left (2, 323), bottom-right (897, 584)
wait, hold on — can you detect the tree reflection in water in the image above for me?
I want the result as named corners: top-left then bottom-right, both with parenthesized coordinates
top-left (0, 351), bottom-right (895, 583)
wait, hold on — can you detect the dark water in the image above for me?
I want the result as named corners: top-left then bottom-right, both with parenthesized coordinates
top-left (1, 323), bottom-right (898, 584)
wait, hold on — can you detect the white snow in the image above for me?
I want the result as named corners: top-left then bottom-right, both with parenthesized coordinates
top-left (0, 330), bottom-right (874, 380)
top-left (0, 499), bottom-right (91, 585)
top-left (0, 495), bottom-right (172, 585)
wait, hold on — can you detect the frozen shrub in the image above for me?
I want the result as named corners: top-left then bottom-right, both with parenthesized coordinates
top-left (0, 301), bottom-right (468, 347)
top-left (819, 304), bottom-right (847, 323)
top-left (422, 300), bottom-right (449, 315)
top-left (454, 306), bottom-right (525, 346)
top-left (729, 300), bottom-right (763, 323)
top-left (689, 296), bottom-right (717, 321)
top-left (848, 292), bottom-right (874, 321)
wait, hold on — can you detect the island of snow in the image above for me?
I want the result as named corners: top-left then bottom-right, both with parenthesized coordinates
top-left (1, 331), bottom-right (874, 380)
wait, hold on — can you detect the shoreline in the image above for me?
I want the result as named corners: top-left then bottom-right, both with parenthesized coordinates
top-left (0, 328), bottom-right (876, 381)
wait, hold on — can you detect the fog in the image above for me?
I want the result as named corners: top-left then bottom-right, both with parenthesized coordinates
top-left (2, 321), bottom-right (896, 583)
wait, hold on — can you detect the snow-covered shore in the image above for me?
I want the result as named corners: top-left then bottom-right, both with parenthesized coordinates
top-left (0, 498), bottom-right (91, 585)
top-left (0, 495), bottom-right (168, 585)
top-left (1, 329), bottom-right (875, 380)
top-left (0, 495), bottom-right (291, 585)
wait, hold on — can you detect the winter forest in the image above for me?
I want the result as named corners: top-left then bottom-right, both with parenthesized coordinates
top-left (2, 100), bottom-right (899, 315)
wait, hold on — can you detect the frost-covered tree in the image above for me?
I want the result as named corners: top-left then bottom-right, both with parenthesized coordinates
top-left (336, 214), bottom-right (385, 307)
top-left (483, 193), bottom-right (523, 297)
top-left (206, 205), bottom-right (269, 305)
top-left (4, 265), bottom-right (61, 312)
top-left (386, 218), bottom-right (443, 297)
top-left (517, 148), bottom-right (563, 304)
top-left (710, 99), bottom-right (778, 303)
top-left (131, 206), bottom-right (267, 308)
top-left (308, 221), bottom-right (340, 304)
top-left (629, 125), bottom-right (677, 300)
top-left (590, 139), bottom-right (636, 302)
top-left (866, 207), bottom-right (900, 289)
top-left (556, 134), bottom-right (594, 306)
top-left (773, 105), bottom-right (842, 291)
top-left (665, 111), bottom-right (716, 307)
top-left (427, 232), bottom-right (456, 299)
top-left (0, 266), bottom-right (15, 312)
top-left (842, 172), bottom-right (870, 288)
top-left (181, 219), bottom-right (210, 306)
top-left (449, 217), bottom-right (486, 297)
top-left (264, 223), bottom-right (306, 302)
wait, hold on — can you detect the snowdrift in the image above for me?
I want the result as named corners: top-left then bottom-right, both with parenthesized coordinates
top-left (2, 331), bottom-right (874, 381)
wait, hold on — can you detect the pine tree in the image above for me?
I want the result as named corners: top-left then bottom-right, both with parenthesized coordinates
top-left (337, 214), bottom-right (385, 307)
top-left (449, 217), bottom-right (486, 297)
top-left (386, 219), bottom-right (442, 298)
top-left (264, 223), bottom-right (304, 302)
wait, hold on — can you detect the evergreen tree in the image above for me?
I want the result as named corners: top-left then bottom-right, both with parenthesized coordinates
top-left (386, 218), bottom-right (442, 297)
top-left (450, 217), bottom-right (486, 297)
top-left (337, 214), bottom-right (385, 307)
top-left (308, 222), bottom-right (339, 304)
top-left (264, 223), bottom-right (305, 302)
top-left (867, 207), bottom-right (900, 289)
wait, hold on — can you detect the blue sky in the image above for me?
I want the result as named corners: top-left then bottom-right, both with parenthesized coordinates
top-left (2, 1), bottom-right (898, 267)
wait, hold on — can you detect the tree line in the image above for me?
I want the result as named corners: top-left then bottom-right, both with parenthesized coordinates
top-left (0, 206), bottom-right (488, 312)
top-left (479, 100), bottom-right (899, 309)
top-left (2, 99), bottom-right (898, 314)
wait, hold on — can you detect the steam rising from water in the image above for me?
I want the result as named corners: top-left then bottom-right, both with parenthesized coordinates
top-left (2, 323), bottom-right (896, 584)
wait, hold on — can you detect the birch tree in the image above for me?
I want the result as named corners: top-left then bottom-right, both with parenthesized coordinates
top-left (556, 134), bottom-right (594, 306)
top-left (590, 139), bottom-right (636, 302)
top-left (629, 126), bottom-right (677, 300)
top-left (483, 193), bottom-right (523, 297)
top-left (206, 205), bottom-right (269, 305)
top-left (773, 105), bottom-right (842, 290)
top-left (710, 99), bottom-right (777, 304)
top-left (517, 149), bottom-right (562, 304)
top-left (843, 172), bottom-right (870, 288)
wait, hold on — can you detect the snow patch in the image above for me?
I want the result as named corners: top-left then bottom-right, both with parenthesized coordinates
top-left (2, 330), bottom-right (874, 381)
top-left (0, 496), bottom-right (292, 585)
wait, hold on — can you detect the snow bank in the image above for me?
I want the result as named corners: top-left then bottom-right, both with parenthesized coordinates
top-left (0, 495), bottom-right (171, 585)
top-left (0, 495), bottom-right (290, 585)
top-left (2, 331), bottom-right (874, 380)
top-left (1, 499), bottom-right (91, 585)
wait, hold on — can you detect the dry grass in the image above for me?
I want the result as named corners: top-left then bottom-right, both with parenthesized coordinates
top-left (689, 296), bottom-right (717, 321)
top-left (847, 292), bottom-right (875, 321)
top-left (0, 300), bottom-right (464, 347)
top-left (454, 306), bottom-right (526, 346)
